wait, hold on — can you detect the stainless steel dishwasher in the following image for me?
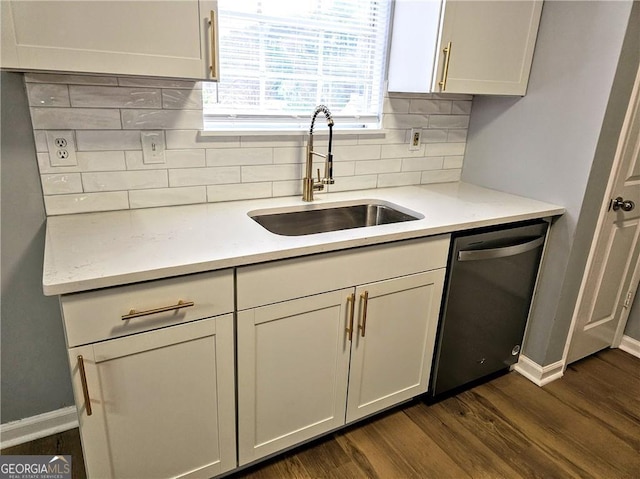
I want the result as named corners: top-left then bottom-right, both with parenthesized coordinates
top-left (429, 220), bottom-right (548, 399)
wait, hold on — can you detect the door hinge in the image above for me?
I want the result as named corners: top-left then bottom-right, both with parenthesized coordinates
top-left (624, 290), bottom-right (634, 308)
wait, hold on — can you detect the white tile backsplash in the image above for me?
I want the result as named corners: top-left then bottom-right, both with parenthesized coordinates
top-left (402, 157), bottom-right (444, 172)
top-left (206, 147), bottom-right (273, 166)
top-left (75, 130), bottom-right (142, 150)
top-left (69, 86), bottom-right (162, 108)
top-left (424, 142), bottom-right (466, 157)
top-left (41, 173), bottom-right (83, 195)
top-left (82, 170), bottom-right (168, 192)
top-left (162, 89), bottom-right (203, 110)
top-left (378, 171), bottom-right (422, 188)
top-left (124, 150), bottom-right (206, 170)
top-left (25, 73), bottom-right (118, 86)
top-left (129, 186), bottom-right (207, 208)
top-left (44, 192), bottom-right (129, 215)
top-left (26, 74), bottom-right (471, 215)
top-left (166, 130), bottom-right (240, 149)
top-left (31, 108), bottom-right (122, 129)
top-left (354, 159), bottom-right (402, 175)
top-left (241, 164), bottom-right (302, 183)
top-left (26, 83), bottom-right (70, 107)
top-left (421, 168), bottom-right (462, 184)
top-left (121, 109), bottom-right (203, 130)
top-left (169, 167), bottom-right (240, 187)
top-left (76, 151), bottom-right (127, 172)
top-left (206, 182), bottom-right (273, 202)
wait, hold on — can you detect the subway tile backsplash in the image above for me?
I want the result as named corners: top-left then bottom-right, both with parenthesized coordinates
top-left (25, 73), bottom-right (471, 215)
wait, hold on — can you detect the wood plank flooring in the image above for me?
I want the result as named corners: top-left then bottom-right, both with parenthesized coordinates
top-left (3, 348), bottom-right (638, 479)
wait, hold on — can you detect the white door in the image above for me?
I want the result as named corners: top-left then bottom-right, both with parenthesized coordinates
top-left (2, 0), bottom-right (217, 79)
top-left (566, 66), bottom-right (640, 363)
top-left (237, 289), bottom-right (352, 465)
top-left (346, 270), bottom-right (445, 423)
top-left (68, 316), bottom-right (236, 479)
top-left (434, 0), bottom-right (542, 95)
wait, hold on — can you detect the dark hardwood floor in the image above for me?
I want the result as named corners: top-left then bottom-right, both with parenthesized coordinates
top-left (3, 348), bottom-right (639, 479)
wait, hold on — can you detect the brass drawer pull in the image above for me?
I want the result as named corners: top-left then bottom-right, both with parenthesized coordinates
top-left (208, 10), bottom-right (220, 80)
top-left (346, 293), bottom-right (356, 341)
top-left (438, 41), bottom-right (452, 91)
top-left (359, 291), bottom-right (369, 337)
top-left (121, 300), bottom-right (194, 321)
top-left (77, 355), bottom-right (92, 416)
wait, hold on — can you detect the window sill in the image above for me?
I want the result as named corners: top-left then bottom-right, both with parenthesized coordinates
top-left (198, 127), bottom-right (385, 138)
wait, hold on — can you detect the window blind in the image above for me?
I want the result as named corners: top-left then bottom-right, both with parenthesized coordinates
top-left (203, 0), bottom-right (391, 129)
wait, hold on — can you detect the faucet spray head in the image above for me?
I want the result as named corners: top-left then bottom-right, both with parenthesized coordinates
top-left (309, 105), bottom-right (334, 135)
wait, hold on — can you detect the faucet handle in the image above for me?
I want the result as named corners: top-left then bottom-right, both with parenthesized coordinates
top-left (314, 168), bottom-right (324, 192)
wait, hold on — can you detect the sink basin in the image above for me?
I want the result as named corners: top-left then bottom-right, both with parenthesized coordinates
top-left (249, 200), bottom-right (423, 236)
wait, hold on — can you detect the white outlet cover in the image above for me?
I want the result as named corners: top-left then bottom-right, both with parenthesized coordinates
top-left (141, 131), bottom-right (166, 164)
top-left (408, 128), bottom-right (421, 151)
top-left (46, 130), bottom-right (78, 167)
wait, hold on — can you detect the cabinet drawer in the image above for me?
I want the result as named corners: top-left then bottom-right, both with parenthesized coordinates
top-left (61, 270), bottom-right (233, 347)
top-left (237, 235), bottom-right (450, 310)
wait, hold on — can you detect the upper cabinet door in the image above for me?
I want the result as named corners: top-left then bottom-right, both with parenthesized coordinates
top-left (0, 0), bottom-right (219, 80)
top-left (434, 0), bottom-right (543, 95)
top-left (388, 0), bottom-right (543, 96)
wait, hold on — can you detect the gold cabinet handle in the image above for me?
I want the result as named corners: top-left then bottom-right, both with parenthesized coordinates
top-left (208, 10), bottom-right (220, 80)
top-left (346, 293), bottom-right (356, 341)
top-left (438, 41), bottom-right (452, 91)
top-left (359, 291), bottom-right (369, 337)
top-left (121, 300), bottom-right (194, 321)
top-left (77, 355), bottom-right (92, 416)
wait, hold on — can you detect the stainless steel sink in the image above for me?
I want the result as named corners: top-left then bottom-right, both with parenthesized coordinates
top-left (249, 200), bottom-right (422, 236)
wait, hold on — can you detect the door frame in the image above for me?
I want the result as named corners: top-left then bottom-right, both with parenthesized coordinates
top-left (562, 64), bottom-right (640, 367)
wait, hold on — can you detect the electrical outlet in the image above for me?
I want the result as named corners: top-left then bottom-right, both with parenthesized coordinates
top-left (408, 128), bottom-right (421, 151)
top-left (141, 131), bottom-right (166, 164)
top-left (46, 131), bottom-right (77, 166)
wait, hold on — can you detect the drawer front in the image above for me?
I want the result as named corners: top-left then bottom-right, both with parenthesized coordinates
top-left (237, 235), bottom-right (450, 310)
top-left (61, 270), bottom-right (233, 347)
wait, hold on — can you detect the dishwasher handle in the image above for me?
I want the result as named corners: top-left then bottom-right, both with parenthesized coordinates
top-left (458, 236), bottom-right (545, 262)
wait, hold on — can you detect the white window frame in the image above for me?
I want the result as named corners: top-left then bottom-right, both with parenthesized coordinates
top-left (202, 0), bottom-right (391, 133)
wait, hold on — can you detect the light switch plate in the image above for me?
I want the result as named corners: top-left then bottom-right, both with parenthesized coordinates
top-left (141, 131), bottom-right (166, 164)
top-left (46, 130), bottom-right (78, 166)
top-left (408, 128), bottom-right (421, 151)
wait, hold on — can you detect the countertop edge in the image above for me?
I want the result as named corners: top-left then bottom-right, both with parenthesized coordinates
top-left (43, 196), bottom-right (565, 297)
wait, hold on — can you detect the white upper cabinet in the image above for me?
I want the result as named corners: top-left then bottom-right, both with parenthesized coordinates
top-left (388, 0), bottom-right (543, 95)
top-left (0, 0), bottom-right (219, 80)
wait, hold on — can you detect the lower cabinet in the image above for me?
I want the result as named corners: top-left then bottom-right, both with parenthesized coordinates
top-left (61, 238), bottom-right (449, 476)
top-left (236, 238), bottom-right (449, 466)
top-left (61, 270), bottom-right (237, 479)
top-left (346, 270), bottom-right (445, 423)
top-left (69, 316), bottom-right (236, 479)
top-left (237, 289), bottom-right (352, 463)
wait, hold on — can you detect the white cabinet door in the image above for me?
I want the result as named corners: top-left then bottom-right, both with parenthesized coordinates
top-left (1, 0), bottom-right (218, 80)
top-left (237, 289), bottom-right (352, 466)
top-left (68, 315), bottom-right (236, 479)
top-left (388, 0), bottom-right (542, 95)
top-left (346, 270), bottom-right (445, 423)
top-left (434, 0), bottom-right (543, 95)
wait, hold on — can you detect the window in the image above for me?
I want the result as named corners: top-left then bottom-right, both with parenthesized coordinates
top-left (203, 0), bottom-right (391, 130)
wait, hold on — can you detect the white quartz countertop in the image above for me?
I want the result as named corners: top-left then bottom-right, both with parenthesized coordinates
top-left (43, 182), bottom-right (565, 296)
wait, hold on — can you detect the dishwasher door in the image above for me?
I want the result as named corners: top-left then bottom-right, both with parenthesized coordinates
top-left (430, 221), bottom-right (548, 398)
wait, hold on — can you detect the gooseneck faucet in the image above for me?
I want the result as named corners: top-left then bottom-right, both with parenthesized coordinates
top-left (303, 105), bottom-right (334, 201)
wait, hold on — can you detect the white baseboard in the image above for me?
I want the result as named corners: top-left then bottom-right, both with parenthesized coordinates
top-left (514, 354), bottom-right (564, 387)
top-left (1, 406), bottom-right (79, 449)
top-left (619, 335), bottom-right (640, 358)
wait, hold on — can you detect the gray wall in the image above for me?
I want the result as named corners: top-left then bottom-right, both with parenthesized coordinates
top-left (1, 71), bottom-right (74, 423)
top-left (624, 291), bottom-right (640, 341)
top-left (462, 1), bottom-right (636, 365)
